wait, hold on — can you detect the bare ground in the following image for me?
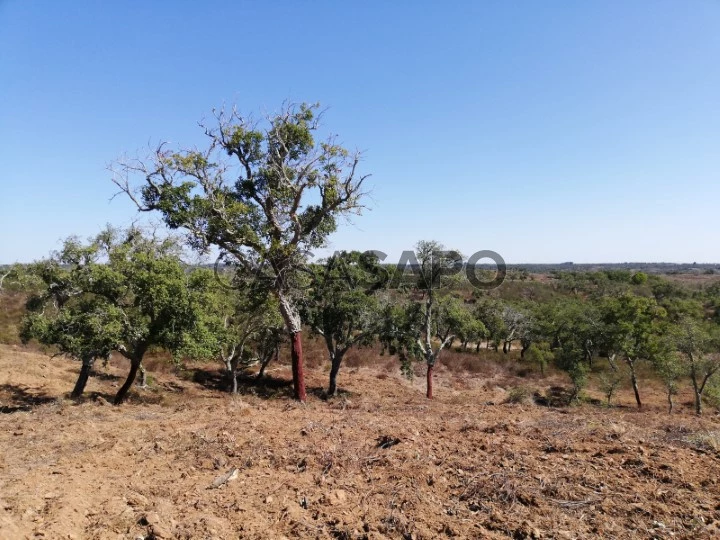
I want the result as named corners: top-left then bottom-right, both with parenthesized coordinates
top-left (1, 344), bottom-right (720, 539)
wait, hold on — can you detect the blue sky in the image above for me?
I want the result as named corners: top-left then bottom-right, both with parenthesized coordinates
top-left (1, 1), bottom-right (719, 264)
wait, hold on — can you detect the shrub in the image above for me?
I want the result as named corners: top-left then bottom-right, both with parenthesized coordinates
top-left (505, 386), bottom-right (532, 405)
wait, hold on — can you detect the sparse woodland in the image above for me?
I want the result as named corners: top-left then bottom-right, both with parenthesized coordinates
top-left (3, 101), bottom-right (720, 539)
top-left (2, 102), bottom-right (720, 414)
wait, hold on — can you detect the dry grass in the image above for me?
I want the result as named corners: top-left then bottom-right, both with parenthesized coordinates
top-left (2, 344), bottom-right (720, 538)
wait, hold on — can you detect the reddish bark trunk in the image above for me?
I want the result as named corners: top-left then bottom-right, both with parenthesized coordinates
top-left (290, 331), bottom-right (306, 402)
top-left (426, 364), bottom-right (433, 399)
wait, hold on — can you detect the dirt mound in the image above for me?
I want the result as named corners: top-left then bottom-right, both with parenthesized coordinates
top-left (1, 345), bottom-right (720, 539)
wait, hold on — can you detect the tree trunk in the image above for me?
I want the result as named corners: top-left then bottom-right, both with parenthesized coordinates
top-left (690, 363), bottom-right (703, 415)
top-left (426, 363), bottom-right (434, 399)
top-left (693, 385), bottom-right (703, 416)
top-left (502, 340), bottom-right (510, 354)
top-left (290, 331), bottom-right (306, 402)
top-left (228, 356), bottom-right (238, 394)
top-left (71, 356), bottom-right (94, 398)
top-left (137, 363), bottom-right (147, 388)
top-left (114, 357), bottom-right (141, 405)
top-left (277, 293), bottom-right (306, 402)
top-left (607, 354), bottom-right (618, 372)
top-left (476, 342), bottom-right (481, 353)
top-left (257, 347), bottom-right (277, 379)
top-left (627, 359), bottom-right (642, 409)
top-left (328, 351), bottom-right (344, 396)
top-left (520, 341), bottom-right (530, 358)
top-left (667, 390), bottom-right (674, 414)
top-left (462, 340), bottom-right (468, 351)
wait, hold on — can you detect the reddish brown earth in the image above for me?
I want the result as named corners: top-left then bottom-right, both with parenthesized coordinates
top-left (1, 344), bottom-right (720, 539)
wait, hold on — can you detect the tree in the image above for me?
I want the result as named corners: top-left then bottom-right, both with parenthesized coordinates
top-left (378, 300), bottom-right (422, 380)
top-left (531, 298), bottom-right (603, 403)
top-left (500, 305), bottom-right (530, 354)
top-left (600, 294), bottom-right (667, 409)
top-left (413, 240), bottom-right (463, 399)
top-left (474, 297), bottom-right (506, 352)
top-left (183, 269), bottom-right (284, 393)
top-left (452, 307), bottom-right (487, 352)
top-left (653, 349), bottom-right (684, 414)
top-left (20, 239), bottom-right (124, 398)
top-left (112, 102), bottom-right (369, 402)
top-left (304, 251), bottom-right (384, 396)
top-left (524, 342), bottom-right (553, 376)
top-left (26, 227), bottom-right (209, 404)
top-left (671, 318), bottom-right (720, 415)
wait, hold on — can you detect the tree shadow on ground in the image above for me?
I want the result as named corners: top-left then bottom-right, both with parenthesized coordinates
top-left (0, 383), bottom-right (57, 413)
top-left (90, 370), bottom-right (122, 382)
top-left (191, 367), bottom-right (327, 400)
top-left (533, 386), bottom-right (574, 407)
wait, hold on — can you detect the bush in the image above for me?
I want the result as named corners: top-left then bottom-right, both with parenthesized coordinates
top-left (505, 386), bottom-right (532, 405)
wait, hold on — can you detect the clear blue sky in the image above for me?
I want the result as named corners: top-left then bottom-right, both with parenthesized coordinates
top-left (1, 1), bottom-right (719, 264)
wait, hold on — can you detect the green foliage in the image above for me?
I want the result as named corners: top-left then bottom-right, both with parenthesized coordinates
top-left (652, 349), bottom-right (684, 410)
top-left (22, 227), bottom-right (211, 401)
top-left (631, 272), bottom-right (648, 285)
top-left (185, 268), bottom-right (283, 362)
top-left (473, 297), bottom-right (507, 351)
top-left (524, 342), bottom-right (554, 375)
top-left (505, 386), bottom-right (532, 404)
top-left (304, 251), bottom-right (384, 392)
top-left (598, 371), bottom-right (623, 406)
top-left (554, 346), bottom-right (589, 403)
top-left (115, 102), bottom-right (369, 325)
top-left (304, 251), bottom-right (384, 355)
top-left (668, 317), bottom-right (720, 413)
top-left (599, 293), bottom-right (667, 362)
top-left (378, 300), bottom-right (423, 378)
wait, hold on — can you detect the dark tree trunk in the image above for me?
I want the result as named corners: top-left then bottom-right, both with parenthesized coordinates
top-left (520, 341), bottom-right (530, 358)
top-left (257, 347), bottom-right (277, 379)
top-left (290, 331), bottom-right (306, 402)
top-left (462, 340), bottom-right (468, 351)
top-left (667, 390), bottom-right (674, 414)
top-left (71, 356), bottom-right (94, 398)
top-left (628, 359), bottom-right (642, 409)
top-left (476, 342), bottom-right (481, 353)
top-left (328, 351), bottom-right (344, 396)
top-left (426, 364), bottom-right (434, 399)
top-left (114, 358), bottom-right (141, 405)
top-left (502, 341), bottom-right (510, 354)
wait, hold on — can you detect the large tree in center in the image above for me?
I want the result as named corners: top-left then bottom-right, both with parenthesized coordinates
top-left (112, 103), bottom-right (369, 401)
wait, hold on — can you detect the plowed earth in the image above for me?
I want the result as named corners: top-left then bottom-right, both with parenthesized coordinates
top-left (1, 344), bottom-right (720, 539)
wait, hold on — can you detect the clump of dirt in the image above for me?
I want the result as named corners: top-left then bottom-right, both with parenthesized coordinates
top-left (1, 344), bottom-right (720, 539)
